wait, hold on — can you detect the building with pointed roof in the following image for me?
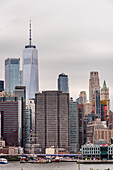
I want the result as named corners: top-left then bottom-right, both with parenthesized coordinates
top-left (23, 21), bottom-right (39, 103)
top-left (101, 81), bottom-right (110, 120)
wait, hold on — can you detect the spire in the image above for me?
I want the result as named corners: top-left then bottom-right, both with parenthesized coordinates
top-left (29, 19), bottom-right (32, 46)
top-left (103, 80), bottom-right (107, 90)
top-left (25, 20), bottom-right (36, 49)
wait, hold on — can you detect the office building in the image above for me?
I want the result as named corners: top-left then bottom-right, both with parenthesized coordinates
top-left (78, 104), bottom-right (84, 148)
top-left (84, 101), bottom-right (91, 115)
top-left (79, 91), bottom-right (87, 105)
top-left (70, 98), bottom-right (79, 153)
top-left (89, 71), bottom-right (100, 112)
top-left (58, 73), bottom-right (69, 93)
top-left (101, 81), bottom-right (110, 119)
top-left (27, 99), bottom-right (35, 132)
top-left (0, 86), bottom-right (26, 147)
top-left (0, 81), bottom-right (4, 92)
top-left (23, 21), bottom-right (39, 103)
top-left (93, 89), bottom-right (101, 118)
top-left (35, 91), bottom-right (70, 153)
top-left (19, 70), bottom-right (23, 86)
top-left (5, 58), bottom-right (20, 93)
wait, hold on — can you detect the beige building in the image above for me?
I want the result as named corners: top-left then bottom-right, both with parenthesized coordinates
top-left (87, 119), bottom-right (113, 144)
top-left (79, 91), bottom-right (87, 105)
top-left (27, 99), bottom-right (35, 132)
top-left (84, 101), bottom-right (91, 115)
top-left (89, 71), bottom-right (100, 111)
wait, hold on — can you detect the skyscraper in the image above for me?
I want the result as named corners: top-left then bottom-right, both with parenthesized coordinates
top-left (89, 71), bottom-right (100, 111)
top-left (0, 81), bottom-right (4, 92)
top-left (70, 98), bottom-right (79, 153)
top-left (101, 81), bottom-right (110, 120)
top-left (58, 73), bottom-right (69, 93)
top-left (79, 91), bottom-right (87, 105)
top-left (35, 91), bottom-right (70, 153)
top-left (5, 58), bottom-right (20, 93)
top-left (23, 21), bottom-right (39, 103)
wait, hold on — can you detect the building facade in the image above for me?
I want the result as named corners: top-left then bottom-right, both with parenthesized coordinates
top-left (58, 73), bottom-right (69, 93)
top-left (5, 58), bottom-right (20, 93)
top-left (101, 81), bottom-right (110, 120)
top-left (0, 81), bottom-right (4, 92)
top-left (23, 21), bottom-right (39, 103)
top-left (78, 104), bottom-right (84, 149)
top-left (35, 91), bottom-right (70, 153)
top-left (70, 98), bottom-right (79, 153)
top-left (0, 88), bottom-right (26, 147)
top-left (79, 91), bottom-right (87, 105)
top-left (89, 71), bottom-right (100, 112)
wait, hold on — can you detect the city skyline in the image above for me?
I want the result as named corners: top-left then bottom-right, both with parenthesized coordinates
top-left (0, 0), bottom-right (113, 109)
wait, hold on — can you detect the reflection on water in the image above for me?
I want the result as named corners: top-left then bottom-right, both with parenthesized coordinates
top-left (0, 162), bottom-right (112, 170)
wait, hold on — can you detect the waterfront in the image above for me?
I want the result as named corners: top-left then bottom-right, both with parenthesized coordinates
top-left (0, 162), bottom-right (112, 170)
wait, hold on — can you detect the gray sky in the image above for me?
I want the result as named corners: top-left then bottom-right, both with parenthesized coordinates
top-left (0, 0), bottom-right (113, 110)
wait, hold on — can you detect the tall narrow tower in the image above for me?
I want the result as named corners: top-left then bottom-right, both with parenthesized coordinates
top-left (89, 71), bottom-right (100, 113)
top-left (5, 58), bottom-right (20, 93)
top-left (58, 73), bottom-right (69, 93)
top-left (23, 21), bottom-right (39, 103)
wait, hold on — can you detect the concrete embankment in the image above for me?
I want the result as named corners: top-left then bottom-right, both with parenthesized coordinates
top-left (77, 160), bottom-right (113, 164)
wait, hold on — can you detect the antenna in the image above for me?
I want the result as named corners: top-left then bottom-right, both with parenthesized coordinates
top-left (29, 19), bottom-right (32, 46)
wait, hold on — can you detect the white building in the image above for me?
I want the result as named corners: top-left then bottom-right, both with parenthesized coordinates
top-left (23, 21), bottom-right (39, 103)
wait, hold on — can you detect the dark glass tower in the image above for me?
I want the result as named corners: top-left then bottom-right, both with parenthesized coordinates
top-left (58, 73), bottom-right (69, 93)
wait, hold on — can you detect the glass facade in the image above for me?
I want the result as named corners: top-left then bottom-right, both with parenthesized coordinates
top-left (70, 98), bottom-right (79, 153)
top-left (5, 58), bottom-right (20, 93)
top-left (58, 73), bottom-right (69, 93)
top-left (23, 47), bottom-right (39, 103)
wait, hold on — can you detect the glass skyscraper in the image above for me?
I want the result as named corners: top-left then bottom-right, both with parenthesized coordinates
top-left (5, 58), bottom-right (20, 93)
top-left (23, 21), bottom-right (39, 103)
top-left (58, 73), bottom-right (69, 93)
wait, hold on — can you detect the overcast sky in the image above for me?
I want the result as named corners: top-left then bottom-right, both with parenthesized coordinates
top-left (0, 0), bottom-right (113, 110)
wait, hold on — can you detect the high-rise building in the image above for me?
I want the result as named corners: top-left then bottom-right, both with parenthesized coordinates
top-left (101, 81), bottom-right (110, 120)
top-left (78, 104), bottom-right (84, 149)
top-left (35, 91), bottom-right (70, 153)
top-left (84, 101), bottom-right (91, 115)
top-left (58, 73), bottom-right (69, 93)
top-left (23, 21), bottom-right (39, 103)
top-left (0, 86), bottom-right (26, 147)
top-left (79, 91), bottom-right (87, 105)
top-left (19, 70), bottom-right (23, 86)
top-left (0, 81), bottom-right (4, 92)
top-left (89, 71), bottom-right (100, 112)
top-left (5, 58), bottom-right (20, 93)
top-left (70, 98), bottom-right (79, 153)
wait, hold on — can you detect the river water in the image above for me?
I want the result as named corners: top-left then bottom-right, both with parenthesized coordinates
top-left (0, 161), bottom-right (112, 170)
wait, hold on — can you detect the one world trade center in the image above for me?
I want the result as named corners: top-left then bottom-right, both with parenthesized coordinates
top-left (23, 21), bottom-right (39, 103)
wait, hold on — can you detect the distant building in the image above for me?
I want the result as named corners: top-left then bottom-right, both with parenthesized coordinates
top-left (0, 86), bottom-right (26, 147)
top-left (87, 118), bottom-right (113, 144)
top-left (81, 143), bottom-right (113, 160)
top-left (101, 81), bottom-right (110, 120)
top-left (19, 70), bottom-right (23, 86)
top-left (79, 91), bottom-right (87, 105)
top-left (27, 99), bottom-right (35, 132)
top-left (0, 81), bottom-right (4, 92)
top-left (35, 91), bottom-right (70, 153)
top-left (84, 101), bottom-right (91, 115)
top-left (78, 104), bottom-right (84, 149)
top-left (5, 58), bottom-right (20, 93)
top-left (89, 71), bottom-right (100, 112)
top-left (23, 21), bottom-right (39, 103)
top-left (93, 89), bottom-right (101, 118)
top-left (109, 111), bottom-right (113, 129)
top-left (58, 73), bottom-right (69, 93)
top-left (70, 98), bottom-right (79, 153)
